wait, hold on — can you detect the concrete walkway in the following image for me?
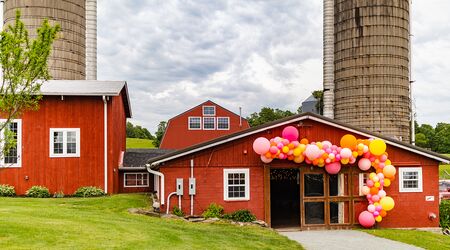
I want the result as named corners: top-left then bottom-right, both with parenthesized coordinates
top-left (280, 230), bottom-right (423, 250)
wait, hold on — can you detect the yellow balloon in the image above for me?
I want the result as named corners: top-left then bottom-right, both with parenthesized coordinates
top-left (380, 196), bottom-right (395, 211)
top-left (369, 139), bottom-right (387, 156)
top-left (282, 146), bottom-right (289, 153)
top-left (375, 215), bottom-right (382, 222)
top-left (383, 178), bottom-right (391, 187)
top-left (294, 155), bottom-right (305, 163)
top-left (293, 148), bottom-right (302, 157)
top-left (385, 159), bottom-right (392, 166)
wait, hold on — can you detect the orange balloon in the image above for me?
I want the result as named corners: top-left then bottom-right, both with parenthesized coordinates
top-left (340, 134), bottom-right (357, 149)
top-left (370, 187), bottom-right (379, 195)
top-left (383, 165), bottom-right (396, 179)
top-left (265, 152), bottom-right (272, 158)
top-left (380, 210), bottom-right (387, 217)
top-left (300, 138), bottom-right (309, 145)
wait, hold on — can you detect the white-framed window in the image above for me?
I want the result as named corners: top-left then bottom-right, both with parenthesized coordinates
top-left (358, 173), bottom-right (369, 196)
top-left (0, 119), bottom-right (22, 167)
top-left (224, 168), bottom-right (250, 201)
top-left (49, 128), bottom-right (80, 158)
top-left (188, 117), bottom-right (201, 130)
top-left (202, 106), bottom-right (216, 116)
top-left (124, 172), bottom-right (149, 187)
top-left (217, 117), bottom-right (230, 130)
top-left (399, 167), bottom-right (423, 192)
top-left (203, 117), bottom-right (215, 130)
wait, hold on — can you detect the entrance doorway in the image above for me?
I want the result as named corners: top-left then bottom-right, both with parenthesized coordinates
top-left (270, 168), bottom-right (300, 228)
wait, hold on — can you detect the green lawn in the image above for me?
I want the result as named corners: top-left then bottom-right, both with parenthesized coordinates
top-left (440, 154), bottom-right (450, 179)
top-left (0, 194), bottom-right (302, 249)
top-left (126, 138), bottom-right (155, 149)
top-left (363, 229), bottom-right (450, 250)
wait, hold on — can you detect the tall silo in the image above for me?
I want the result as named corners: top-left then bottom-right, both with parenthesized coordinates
top-left (330, 0), bottom-right (411, 141)
top-left (3, 0), bottom-right (97, 80)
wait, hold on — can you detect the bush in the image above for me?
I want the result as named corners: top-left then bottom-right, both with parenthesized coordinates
top-left (73, 186), bottom-right (105, 197)
top-left (440, 200), bottom-right (450, 230)
top-left (202, 203), bottom-right (224, 218)
top-left (26, 186), bottom-right (50, 198)
top-left (225, 209), bottom-right (256, 222)
top-left (0, 184), bottom-right (15, 197)
top-left (173, 206), bottom-right (184, 217)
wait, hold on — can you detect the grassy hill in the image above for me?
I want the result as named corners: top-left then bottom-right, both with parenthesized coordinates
top-left (126, 138), bottom-right (155, 149)
top-left (440, 154), bottom-right (450, 179)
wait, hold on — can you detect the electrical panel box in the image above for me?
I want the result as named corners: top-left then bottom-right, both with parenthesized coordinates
top-left (176, 178), bottom-right (183, 195)
top-left (189, 178), bottom-right (196, 195)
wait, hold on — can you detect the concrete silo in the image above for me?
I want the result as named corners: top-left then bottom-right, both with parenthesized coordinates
top-left (324, 0), bottom-right (411, 142)
top-left (3, 0), bottom-right (97, 80)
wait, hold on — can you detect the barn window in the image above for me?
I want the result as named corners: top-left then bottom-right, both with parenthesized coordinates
top-left (202, 106), bottom-right (215, 116)
top-left (188, 117), bottom-right (201, 130)
top-left (217, 117), bottom-right (230, 130)
top-left (124, 173), bottom-right (149, 187)
top-left (223, 169), bottom-right (250, 201)
top-left (203, 117), bottom-right (215, 130)
top-left (0, 119), bottom-right (22, 167)
top-left (50, 128), bottom-right (80, 158)
top-left (399, 167), bottom-right (423, 192)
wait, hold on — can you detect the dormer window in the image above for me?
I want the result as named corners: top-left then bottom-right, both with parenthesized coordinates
top-left (202, 106), bottom-right (215, 116)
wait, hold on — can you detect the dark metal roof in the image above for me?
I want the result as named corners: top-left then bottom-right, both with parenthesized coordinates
top-left (148, 112), bottom-right (450, 168)
top-left (122, 149), bottom-right (174, 169)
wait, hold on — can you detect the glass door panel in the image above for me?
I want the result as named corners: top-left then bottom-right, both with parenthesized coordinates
top-left (304, 174), bottom-right (324, 197)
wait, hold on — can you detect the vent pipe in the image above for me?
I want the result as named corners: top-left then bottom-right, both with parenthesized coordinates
top-left (86, 0), bottom-right (97, 80)
top-left (323, 0), bottom-right (334, 118)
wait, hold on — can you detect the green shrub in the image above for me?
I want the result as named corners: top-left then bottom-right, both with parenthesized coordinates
top-left (202, 203), bottom-right (224, 218)
top-left (53, 191), bottom-right (65, 198)
top-left (440, 200), bottom-right (450, 229)
top-left (73, 186), bottom-right (105, 197)
top-left (26, 186), bottom-right (50, 198)
top-left (0, 184), bottom-right (15, 197)
top-left (225, 209), bottom-right (256, 222)
top-left (172, 206), bottom-right (184, 217)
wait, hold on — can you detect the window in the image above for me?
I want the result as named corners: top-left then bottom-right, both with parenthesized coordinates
top-left (0, 119), bottom-right (22, 167)
top-left (50, 128), bottom-right (80, 157)
top-left (188, 117), bottom-right (201, 130)
top-left (358, 173), bottom-right (369, 196)
top-left (203, 117), bottom-right (215, 130)
top-left (399, 167), bottom-right (423, 192)
top-left (124, 173), bottom-right (149, 187)
top-left (223, 169), bottom-right (250, 201)
top-left (217, 117), bottom-right (230, 130)
top-left (202, 106), bottom-right (216, 116)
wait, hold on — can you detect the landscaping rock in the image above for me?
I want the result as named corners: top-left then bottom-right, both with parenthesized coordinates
top-left (128, 208), bottom-right (160, 217)
top-left (202, 218), bottom-right (220, 223)
top-left (188, 217), bottom-right (206, 222)
top-left (252, 220), bottom-right (268, 227)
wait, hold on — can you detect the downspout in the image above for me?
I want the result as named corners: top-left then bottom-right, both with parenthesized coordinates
top-left (102, 96), bottom-right (108, 193)
top-left (190, 159), bottom-right (194, 216)
top-left (146, 164), bottom-right (165, 205)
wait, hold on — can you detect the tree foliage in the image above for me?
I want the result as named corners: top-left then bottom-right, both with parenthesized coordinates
top-left (153, 121), bottom-right (167, 148)
top-left (415, 122), bottom-right (450, 153)
top-left (247, 107), bottom-right (295, 127)
top-left (126, 122), bottom-right (153, 140)
top-left (312, 90), bottom-right (324, 115)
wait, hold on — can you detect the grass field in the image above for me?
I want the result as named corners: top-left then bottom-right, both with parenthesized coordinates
top-left (363, 229), bottom-right (450, 250)
top-left (440, 154), bottom-right (450, 179)
top-left (0, 194), bottom-right (302, 249)
top-left (126, 138), bottom-right (155, 149)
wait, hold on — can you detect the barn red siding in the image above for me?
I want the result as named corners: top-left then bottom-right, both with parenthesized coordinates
top-left (160, 101), bottom-right (250, 149)
top-left (159, 118), bottom-right (441, 228)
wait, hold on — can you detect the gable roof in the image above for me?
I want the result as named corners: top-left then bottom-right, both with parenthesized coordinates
top-left (40, 80), bottom-right (132, 118)
top-left (149, 112), bottom-right (450, 167)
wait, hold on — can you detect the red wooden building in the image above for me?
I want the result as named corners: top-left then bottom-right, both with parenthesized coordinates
top-left (0, 80), bottom-right (131, 195)
top-left (148, 113), bottom-right (450, 229)
top-left (160, 100), bottom-right (250, 149)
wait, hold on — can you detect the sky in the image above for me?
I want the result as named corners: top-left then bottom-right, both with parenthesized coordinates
top-left (96, 0), bottom-right (450, 133)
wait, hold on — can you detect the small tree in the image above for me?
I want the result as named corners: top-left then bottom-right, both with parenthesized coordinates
top-left (0, 11), bottom-right (59, 160)
top-left (247, 107), bottom-right (295, 127)
top-left (153, 121), bottom-right (167, 148)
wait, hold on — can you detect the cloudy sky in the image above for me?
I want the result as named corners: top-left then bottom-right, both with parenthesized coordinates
top-left (97, 0), bottom-right (450, 133)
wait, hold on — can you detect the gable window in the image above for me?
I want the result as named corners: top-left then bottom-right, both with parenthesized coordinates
top-left (0, 119), bottom-right (22, 167)
top-left (203, 117), bottom-right (215, 130)
top-left (188, 117), bottom-right (201, 130)
top-left (124, 173), bottom-right (149, 187)
top-left (202, 106), bottom-right (215, 116)
top-left (223, 169), bottom-right (250, 201)
top-left (358, 173), bottom-right (369, 196)
top-left (50, 128), bottom-right (80, 158)
top-left (399, 167), bottom-right (423, 192)
top-left (217, 117), bottom-right (230, 130)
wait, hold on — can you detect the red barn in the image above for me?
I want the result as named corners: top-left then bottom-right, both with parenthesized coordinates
top-left (148, 113), bottom-right (450, 229)
top-left (160, 100), bottom-right (250, 149)
top-left (0, 80), bottom-right (131, 195)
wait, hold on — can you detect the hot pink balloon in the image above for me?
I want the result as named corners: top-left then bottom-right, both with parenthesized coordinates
top-left (282, 126), bottom-right (299, 142)
top-left (358, 158), bottom-right (372, 171)
top-left (325, 162), bottom-right (341, 175)
top-left (359, 211), bottom-right (376, 228)
top-left (253, 137), bottom-right (270, 155)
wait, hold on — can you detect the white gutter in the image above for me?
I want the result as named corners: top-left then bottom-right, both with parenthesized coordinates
top-left (190, 159), bottom-right (194, 216)
top-left (146, 165), bottom-right (165, 205)
top-left (102, 96), bottom-right (108, 193)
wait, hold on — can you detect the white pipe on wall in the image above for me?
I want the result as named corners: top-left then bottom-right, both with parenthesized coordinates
top-left (146, 165), bottom-right (165, 205)
top-left (102, 96), bottom-right (108, 193)
top-left (190, 159), bottom-right (194, 216)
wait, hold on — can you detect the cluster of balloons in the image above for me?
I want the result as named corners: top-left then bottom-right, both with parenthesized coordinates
top-left (252, 126), bottom-right (397, 228)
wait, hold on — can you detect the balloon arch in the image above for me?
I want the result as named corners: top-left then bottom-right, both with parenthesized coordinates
top-left (252, 126), bottom-right (396, 228)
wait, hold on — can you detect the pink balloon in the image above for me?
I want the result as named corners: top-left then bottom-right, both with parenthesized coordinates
top-left (358, 158), bottom-right (372, 171)
top-left (270, 146), bottom-right (278, 154)
top-left (366, 180), bottom-right (374, 187)
top-left (359, 211), bottom-right (376, 228)
top-left (322, 141), bottom-right (332, 149)
top-left (305, 144), bottom-right (321, 160)
top-left (277, 143), bottom-right (284, 149)
top-left (377, 173), bottom-right (385, 180)
top-left (372, 195), bottom-right (380, 202)
top-left (292, 141), bottom-right (300, 147)
top-left (260, 155), bottom-right (273, 163)
top-left (349, 157), bottom-right (356, 164)
top-left (361, 186), bottom-right (370, 195)
top-left (325, 162), bottom-right (341, 175)
top-left (378, 190), bottom-right (386, 198)
top-left (380, 154), bottom-right (388, 162)
top-left (253, 137), bottom-right (270, 155)
top-left (376, 205), bottom-right (382, 212)
top-left (368, 204), bottom-right (376, 213)
top-left (373, 211), bottom-right (380, 217)
top-left (340, 148), bottom-right (352, 158)
top-left (282, 139), bottom-right (290, 146)
top-left (335, 154), bottom-right (342, 161)
top-left (282, 126), bottom-right (299, 142)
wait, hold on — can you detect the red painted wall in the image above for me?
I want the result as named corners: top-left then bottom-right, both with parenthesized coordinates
top-left (158, 118), bottom-right (441, 228)
top-left (0, 94), bottom-right (127, 195)
top-left (160, 100), bottom-right (250, 149)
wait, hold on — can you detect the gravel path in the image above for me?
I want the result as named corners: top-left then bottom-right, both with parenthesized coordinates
top-left (280, 230), bottom-right (423, 250)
